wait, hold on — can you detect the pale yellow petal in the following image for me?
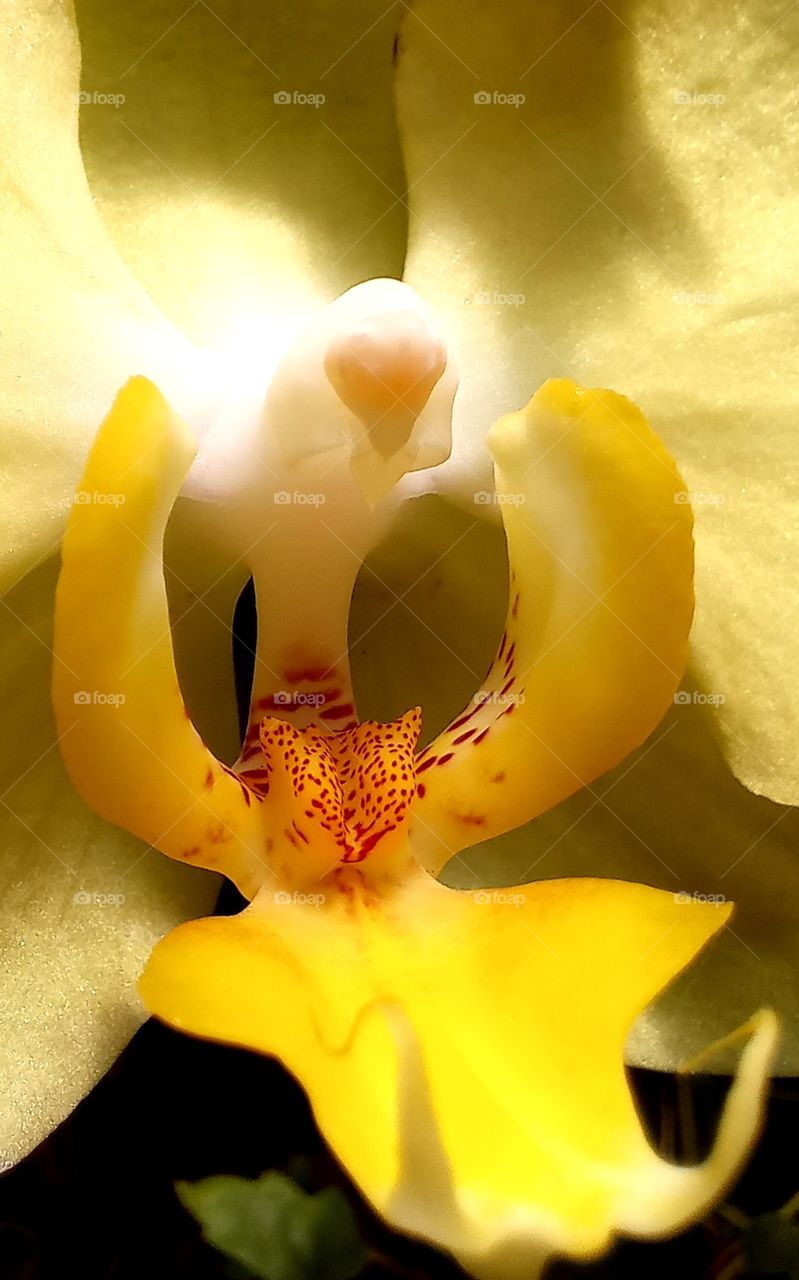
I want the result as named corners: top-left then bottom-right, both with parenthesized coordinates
top-left (0, 0), bottom-right (213, 593)
top-left (0, 556), bottom-right (218, 1165)
top-left (396, 0), bottom-right (799, 804)
top-left (75, 0), bottom-right (407, 348)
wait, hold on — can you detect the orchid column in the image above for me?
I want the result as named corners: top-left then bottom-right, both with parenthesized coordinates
top-left (186, 281), bottom-right (457, 751)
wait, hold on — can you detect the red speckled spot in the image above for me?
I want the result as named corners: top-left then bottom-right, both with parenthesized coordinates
top-left (284, 665), bottom-right (335, 684)
top-left (320, 702), bottom-right (356, 722)
top-left (259, 707), bottom-right (422, 864)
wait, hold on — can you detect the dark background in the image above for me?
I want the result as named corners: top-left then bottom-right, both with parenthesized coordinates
top-left (0, 1013), bottom-right (796, 1279)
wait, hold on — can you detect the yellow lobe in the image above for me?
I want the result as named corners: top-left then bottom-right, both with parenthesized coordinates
top-left (411, 378), bottom-right (695, 872)
top-left (140, 870), bottom-right (777, 1275)
top-left (52, 376), bottom-right (266, 900)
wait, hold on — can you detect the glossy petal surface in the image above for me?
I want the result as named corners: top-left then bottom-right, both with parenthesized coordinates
top-left (142, 870), bottom-right (776, 1275)
top-left (397, 0), bottom-right (799, 804)
top-left (410, 379), bottom-right (693, 872)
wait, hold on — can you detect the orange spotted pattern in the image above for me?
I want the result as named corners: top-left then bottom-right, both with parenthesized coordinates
top-left (258, 708), bottom-right (422, 864)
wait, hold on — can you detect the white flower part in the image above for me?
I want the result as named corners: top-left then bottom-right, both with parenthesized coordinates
top-left (184, 279), bottom-right (457, 507)
top-left (180, 279), bottom-right (457, 760)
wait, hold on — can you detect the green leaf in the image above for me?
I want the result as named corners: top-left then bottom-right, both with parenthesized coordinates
top-left (176, 1171), bottom-right (370, 1280)
top-left (742, 1212), bottom-right (799, 1277)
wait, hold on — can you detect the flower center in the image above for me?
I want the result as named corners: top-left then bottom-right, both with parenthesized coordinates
top-left (252, 708), bottom-right (422, 873)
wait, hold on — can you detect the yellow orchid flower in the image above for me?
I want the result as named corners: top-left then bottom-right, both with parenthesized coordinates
top-left (49, 345), bottom-right (776, 1275)
top-left (1, 0), bottom-right (795, 1218)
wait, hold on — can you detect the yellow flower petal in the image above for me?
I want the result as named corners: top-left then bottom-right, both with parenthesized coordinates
top-left (396, 0), bottom-right (799, 805)
top-left (140, 871), bottom-right (776, 1273)
top-left (75, 0), bottom-right (407, 347)
top-left (0, 555), bottom-right (218, 1165)
top-left (52, 378), bottom-right (266, 899)
top-left (0, 0), bottom-right (211, 593)
top-left (410, 379), bottom-right (693, 872)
